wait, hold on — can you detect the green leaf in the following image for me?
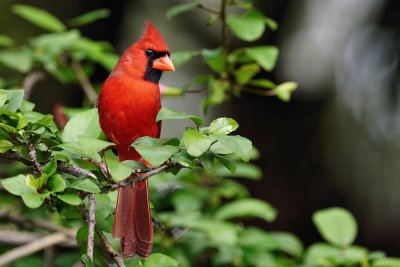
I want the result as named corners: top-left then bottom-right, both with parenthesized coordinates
top-left (69, 8), bottom-right (110, 27)
top-left (264, 16), bottom-right (278, 31)
top-left (166, 2), bottom-right (200, 19)
top-left (0, 140), bottom-right (13, 153)
top-left (270, 232), bottom-right (304, 258)
top-left (209, 117), bottom-right (239, 135)
top-left (22, 194), bottom-right (45, 209)
top-left (213, 162), bottom-right (262, 180)
top-left (212, 134), bottom-right (252, 162)
top-left (0, 122), bottom-right (17, 134)
top-left (244, 46), bottom-right (279, 71)
top-left (373, 258), bottom-right (400, 267)
top-left (143, 253), bottom-right (179, 267)
top-left (133, 137), bottom-right (179, 167)
top-left (274, 81), bottom-right (298, 102)
top-left (313, 207), bottom-right (357, 247)
top-left (62, 109), bottom-right (101, 143)
top-left (201, 47), bottom-right (226, 73)
top-left (235, 63), bottom-right (260, 85)
top-left (156, 106), bottom-right (203, 126)
top-left (27, 174), bottom-right (48, 191)
top-left (171, 50), bottom-right (200, 67)
top-left (215, 154), bottom-right (237, 174)
top-left (12, 4), bottom-right (66, 32)
top-left (0, 48), bottom-right (33, 73)
top-left (0, 89), bottom-right (24, 111)
top-left (70, 179), bottom-right (100, 193)
top-left (215, 198), bottom-right (277, 222)
top-left (0, 35), bottom-right (14, 47)
top-left (80, 254), bottom-right (94, 267)
top-left (1, 174), bottom-right (35, 196)
top-left (78, 136), bottom-right (114, 161)
top-left (304, 243), bottom-right (341, 266)
top-left (48, 174), bottom-right (66, 193)
top-left (199, 151), bottom-right (214, 169)
top-left (183, 128), bottom-right (211, 157)
top-left (104, 152), bottom-right (133, 182)
top-left (227, 9), bottom-right (266, 41)
top-left (248, 79), bottom-right (276, 89)
top-left (42, 157), bottom-right (57, 176)
top-left (202, 78), bottom-right (229, 114)
top-left (57, 192), bottom-right (81, 205)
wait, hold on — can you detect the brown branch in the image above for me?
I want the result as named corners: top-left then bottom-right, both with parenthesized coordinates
top-left (28, 143), bottom-right (42, 173)
top-left (0, 210), bottom-right (76, 238)
top-left (86, 193), bottom-right (96, 262)
top-left (96, 229), bottom-right (126, 267)
top-left (22, 71), bottom-right (45, 99)
top-left (0, 230), bottom-right (76, 248)
top-left (71, 61), bottom-right (98, 105)
top-left (101, 162), bottom-right (180, 193)
top-left (0, 232), bottom-right (68, 266)
top-left (82, 157), bottom-right (110, 180)
top-left (221, 0), bottom-right (229, 53)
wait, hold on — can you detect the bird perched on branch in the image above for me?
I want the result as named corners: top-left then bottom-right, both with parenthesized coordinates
top-left (98, 21), bottom-right (175, 258)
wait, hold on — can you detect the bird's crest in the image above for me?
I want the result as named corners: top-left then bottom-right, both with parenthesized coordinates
top-left (140, 20), bottom-right (169, 52)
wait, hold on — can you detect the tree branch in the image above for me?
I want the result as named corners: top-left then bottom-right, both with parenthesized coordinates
top-left (27, 143), bottom-right (42, 173)
top-left (0, 232), bottom-right (68, 266)
top-left (96, 229), bottom-right (126, 267)
top-left (0, 152), bottom-right (97, 179)
top-left (0, 230), bottom-right (76, 248)
top-left (101, 161), bottom-right (182, 193)
top-left (86, 193), bottom-right (96, 262)
top-left (71, 60), bottom-right (98, 105)
top-left (22, 71), bottom-right (45, 100)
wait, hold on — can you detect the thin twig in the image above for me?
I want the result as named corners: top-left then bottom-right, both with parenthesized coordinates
top-left (22, 71), bottom-right (45, 99)
top-left (82, 157), bottom-right (110, 180)
top-left (221, 0), bottom-right (229, 52)
top-left (0, 210), bottom-right (76, 238)
top-left (101, 162), bottom-right (180, 193)
top-left (28, 143), bottom-right (42, 173)
top-left (0, 230), bottom-right (76, 247)
top-left (86, 193), bottom-right (96, 262)
top-left (0, 152), bottom-right (97, 179)
top-left (71, 60), bottom-right (98, 105)
top-left (241, 87), bottom-right (276, 97)
top-left (199, 4), bottom-right (220, 14)
top-left (95, 229), bottom-right (126, 267)
top-left (0, 232), bottom-right (67, 266)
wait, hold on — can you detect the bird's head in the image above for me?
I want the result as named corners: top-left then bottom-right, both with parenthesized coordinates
top-left (122, 21), bottom-right (175, 83)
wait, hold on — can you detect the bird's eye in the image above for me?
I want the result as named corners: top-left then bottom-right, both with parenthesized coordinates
top-left (145, 49), bottom-right (154, 57)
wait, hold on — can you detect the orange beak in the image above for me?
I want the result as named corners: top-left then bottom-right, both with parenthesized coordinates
top-left (153, 55), bottom-right (175, 72)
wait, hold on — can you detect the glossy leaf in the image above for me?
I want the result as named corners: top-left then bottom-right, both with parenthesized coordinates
top-left (42, 157), bottom-right (57, 176)
top-left (215, 198), bottom-right (277, 222)
top-left (0, 89), bottom-right (24, 111)
top-left (12, 4), bottom-right (66, 32)
top-left (1, 174), bottom-right (35, 196)
top-left (183, 128), bottom-right (211, 157)
top-left (227, 9), bottom-right (266, 41)
top-left (48, 174), bottom-right (66, 193)
top-left (235, 63), bottom-right (260, 85)
top-left (57, 192), bottom-right (82, 205)
top-left (70, 178), bottom-right (100, 193)
top-left (244, 46), bottom-right (279, 71)
top-left (0, 140), bottom-right (13, 153)
top-left (68, 8), bottom-right (110, 27)
top-left (274, 81), bottom-right (298, 102)
top-left (201, 47), bottom-right (226, 73)
top-left (22, 194), bottom-right (45, 209)
top-left (62, 109), bottom-right (102, 143)
top-left (171, 50), bottom-right (200, 68)
top-left (0, 48), bottom-right (33, 73)
top-left (212, 134), bottom-right (253, 162)
top-left (143, 253), bottom-right (179, 267)
top-left (313, 207), bottom-right (357, 247)
top-left (156, 106), bottom-right (203, 126)
top-left (166, 2), bottom-right (200, 19)
top-left (209, 117), bottom-right (239, 135)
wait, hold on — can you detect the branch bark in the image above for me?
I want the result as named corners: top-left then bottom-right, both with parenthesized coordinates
top-left (0, 230), bottom-right (76, 247)
top-left (71, 61), bottom-right (98, 105)
top-left (0, 232), bottom-right (68, 266)
top-left (96, 230), bottom-right (126, 267)
top-left (86, 193), bottom-right (96, 261)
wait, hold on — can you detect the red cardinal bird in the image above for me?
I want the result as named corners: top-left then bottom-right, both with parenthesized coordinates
top-left (98, 21), bottom-right (174, 258)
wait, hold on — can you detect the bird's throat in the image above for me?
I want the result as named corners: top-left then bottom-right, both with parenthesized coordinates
top-left (144, 67), bottom-right (162, 83)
